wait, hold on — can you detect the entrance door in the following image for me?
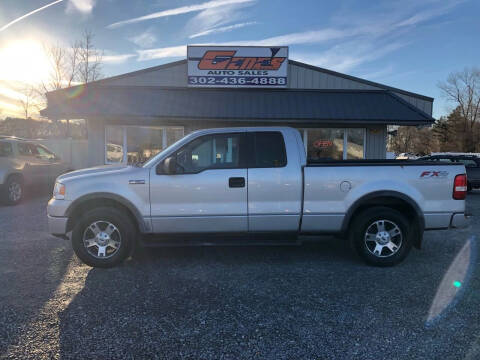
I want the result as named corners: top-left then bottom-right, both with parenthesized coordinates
top-left (149, 132), bottom-right (248, 233)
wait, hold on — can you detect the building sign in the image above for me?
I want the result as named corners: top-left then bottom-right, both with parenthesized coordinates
top-left (187, 46), bottom-right (288, 88)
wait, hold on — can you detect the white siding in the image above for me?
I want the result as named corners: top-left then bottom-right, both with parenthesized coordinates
top-left (365, 126), bottom-right (387, 159)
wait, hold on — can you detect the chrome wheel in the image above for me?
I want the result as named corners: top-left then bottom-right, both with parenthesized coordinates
top-left (83, 221), bottom-right (122, 259)
top-left (364, 219), bottom-right (403, 258)
top-left (8, 181), bottom-right (22, 202)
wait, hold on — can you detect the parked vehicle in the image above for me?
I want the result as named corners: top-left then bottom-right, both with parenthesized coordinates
top-left (418, 154), bottom-right (480, 191)
top-left (0, 136), bottom-right (71, 204)
top-left (47, 127), bottom-right (468, 268)
top-left (395, 152), bottom-right (420, 160)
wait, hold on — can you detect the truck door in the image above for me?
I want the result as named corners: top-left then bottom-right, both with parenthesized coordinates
top-left (149, 132), bottom-right (248, 233)
top-left (247, 130), bottom-right (303, 232)
top-left (17, 142), bottom-right (50, 185)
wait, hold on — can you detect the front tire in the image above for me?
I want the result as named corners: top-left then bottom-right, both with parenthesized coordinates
top-left (350, 207), bottom-right (412, 267)
top-left (4, 175), bottom-right (24, 205)
top-left (72, 207), bottom-right (137, 268)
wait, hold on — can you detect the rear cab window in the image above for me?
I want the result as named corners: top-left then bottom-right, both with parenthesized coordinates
top-left (249, 131), bottom-right (287, 168)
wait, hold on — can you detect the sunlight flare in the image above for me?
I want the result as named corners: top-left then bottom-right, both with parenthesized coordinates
top-left (0, 40), bottom-right (51, 84)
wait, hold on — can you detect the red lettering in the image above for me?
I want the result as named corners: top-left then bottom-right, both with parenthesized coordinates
top-left (198, 51), bottom-right (235, 70)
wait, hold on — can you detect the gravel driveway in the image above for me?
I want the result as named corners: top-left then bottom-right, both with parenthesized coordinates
top-left (0, 191), bottom-right (479, 359)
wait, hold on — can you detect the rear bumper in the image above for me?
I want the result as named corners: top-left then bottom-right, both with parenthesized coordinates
top-left (48, 215), bottom-right (69, 238)
top-left (450, 213), bottom-right (469, 229)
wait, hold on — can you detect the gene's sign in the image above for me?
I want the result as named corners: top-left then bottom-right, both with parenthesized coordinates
top-left (187, 46), bottom-right (288, 88)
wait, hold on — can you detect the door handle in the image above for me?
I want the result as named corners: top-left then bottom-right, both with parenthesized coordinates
top-left (229, 177), bottom-right (245, 188)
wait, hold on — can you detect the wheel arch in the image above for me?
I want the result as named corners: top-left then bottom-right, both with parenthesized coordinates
top-left (342, 190), bottom-right (424, 248)
top-left (65, 192), bottom-right (148, 234)
top-left (6, 172), bottom-right (24, 183)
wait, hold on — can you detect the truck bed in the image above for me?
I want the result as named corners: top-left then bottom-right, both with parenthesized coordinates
top-left (306, 159), bottom-right (459, 166)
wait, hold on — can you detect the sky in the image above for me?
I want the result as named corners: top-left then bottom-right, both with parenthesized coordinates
top-left (0, 0), bottom-right (478, 119)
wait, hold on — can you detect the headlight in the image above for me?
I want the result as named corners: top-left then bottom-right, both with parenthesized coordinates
top-left (53, 182), bottom-right (66, 200)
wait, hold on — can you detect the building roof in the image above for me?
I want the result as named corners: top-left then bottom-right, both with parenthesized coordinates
top-left (42, 86), bottom-right (434, 125)
top-left (81, 59), bottom-right (433, 102)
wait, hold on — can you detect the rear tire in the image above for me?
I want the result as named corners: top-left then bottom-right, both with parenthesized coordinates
top-left (4, 175), bottom-right (24, 205)
top-left (72, 207), bottom-right (137, 268)
top-left (350, 206), bottom-right (412, 267)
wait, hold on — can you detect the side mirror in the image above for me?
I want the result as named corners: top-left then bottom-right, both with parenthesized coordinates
top-left (159, 156), bottom-right (176, 175)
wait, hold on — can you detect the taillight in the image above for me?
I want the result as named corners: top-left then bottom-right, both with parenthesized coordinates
top-left (453, 174), bottom-right (467, 200)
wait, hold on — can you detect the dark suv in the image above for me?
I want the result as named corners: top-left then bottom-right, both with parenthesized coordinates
top-left (418, 154), bottom-right (480, 192)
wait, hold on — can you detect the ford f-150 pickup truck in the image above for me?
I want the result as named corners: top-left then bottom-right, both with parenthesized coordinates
top-left (47, 127), bottom-right (468, 268)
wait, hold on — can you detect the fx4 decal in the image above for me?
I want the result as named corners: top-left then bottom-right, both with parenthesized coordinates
top-left (420, 171), bottom-right (449, 178)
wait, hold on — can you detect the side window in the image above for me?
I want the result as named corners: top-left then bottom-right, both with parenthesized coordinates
top-left (251, 132), bottom-right (287, 168)
top-left (35, 145), bottom-right (55, 160)
top-left (175, 133), bottom-right (245, 173)
top-left (0, 142), bottom-right (13, 157)
top-left (18, 143), bottom-right (34, 156)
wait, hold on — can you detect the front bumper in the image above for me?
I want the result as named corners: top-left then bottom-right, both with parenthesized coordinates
top-left (450, 213), bottom-right (469, 229)
top-left (47, 215), bottom-right (69, 238)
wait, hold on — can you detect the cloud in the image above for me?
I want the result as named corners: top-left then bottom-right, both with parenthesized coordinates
top-left (0, 0), bottom-right (64, 32)
top-left (189, 21), bottom-right (257, 38)
top-left (137, 46), bottom-right (186, 61)
top-left (395, 0), bottom-right (463, 27)
top-left (136, 28), bottom-right (354, 61)
top-left (66, 0), bottom-right (95, 14)
top-left (107, 0), bottom-right (255, 29)
top-left (101, 53), bottom-right (136, 64)
top-left (0, 86), bottom-right (25, 101)
top-left (293, 42), bottom-right (406, 74)
top-left (128, 29), bottom-right (157, 48)
top-left (183, 0), bottom-right (255, 39)
top-left (136, 0), bottom-right (462, 76)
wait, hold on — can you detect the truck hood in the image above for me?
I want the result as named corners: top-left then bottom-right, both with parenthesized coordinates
top-left (57, 164), bottom-right (130, 182)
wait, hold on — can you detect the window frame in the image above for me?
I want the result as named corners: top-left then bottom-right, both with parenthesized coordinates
top-left (300, 128), bottom-right (366, 160)
top-left (105, 125), bottom-right (185, 165)
top-left (158, 132), bottom-right (248, 175)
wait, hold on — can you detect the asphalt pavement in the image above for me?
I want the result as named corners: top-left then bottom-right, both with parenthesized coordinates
top-left (0, 190), bottom-right (479, 359)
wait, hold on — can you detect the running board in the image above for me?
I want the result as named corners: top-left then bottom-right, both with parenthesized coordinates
top-left (140, 232), bottom-right (300, 247)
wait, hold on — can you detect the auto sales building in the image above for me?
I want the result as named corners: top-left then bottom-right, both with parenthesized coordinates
top-left (41, 46), bottom-right (435, 167)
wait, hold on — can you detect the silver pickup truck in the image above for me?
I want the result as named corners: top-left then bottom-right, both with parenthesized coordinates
top-left (47, 127), bottom-right (468, 268)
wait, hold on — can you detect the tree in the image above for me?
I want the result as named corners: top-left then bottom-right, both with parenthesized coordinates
top-left (76, 29), bottom-right (103, 83)
top-left (39, 30), bottom-right (103, 135)
top-left (438, 68), bottom-right (480, 152)
top-left (19, 86), bottom-right (39, 120)
top-left (388, 126), bottom-right (437, 155)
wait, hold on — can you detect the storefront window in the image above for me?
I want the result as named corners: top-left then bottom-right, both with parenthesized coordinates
top-left (347, 128), bottom-right (365, 159)
top-left (126, 127), bottom-right (164, 164)
top-left (301, 128), bottom-right (365, 160)
top-left (105, 126), bottom-right (124, 163)
top-left (105, 126), bottom-right (184, 165)
top-left (306, 129), bottom-right (345, 160)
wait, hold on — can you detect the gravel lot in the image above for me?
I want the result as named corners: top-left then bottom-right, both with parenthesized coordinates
top-left (0, 190), bottom-right (479, 360)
